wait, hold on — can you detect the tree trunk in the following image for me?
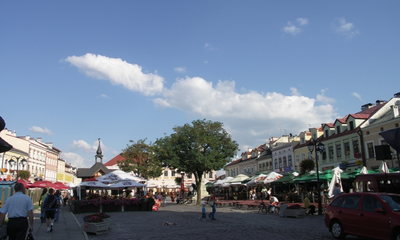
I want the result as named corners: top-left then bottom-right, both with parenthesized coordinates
top-left (195, 172), bottom-right (202, 205)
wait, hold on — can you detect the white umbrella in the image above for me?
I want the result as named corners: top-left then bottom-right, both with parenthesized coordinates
top-left (246, 174), bottom-right (267, 186)
top-left (328, 167), bottom-right (343, 198)
top-left (378, 161), bottom-right (390, 173)
top-left (225, 174), bottom-right (249, 185)
top-left (79, 181), bottom-right (109, 188)
top-left (214, 177), bottom-right (234, 187)
top-left (109, 179), bottom-right (145, 189)
top-left (359, 166), bottom-right (369, 174)
top-left (96, 170), bottom-right (143, 183)
top-left (263, 172), bottom-right (283, 184)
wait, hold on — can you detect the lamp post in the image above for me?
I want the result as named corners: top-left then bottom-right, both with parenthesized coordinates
top-left (8, 156), bottom-right (27, 181)
top-left (307, 139), bottom-right (324, 215)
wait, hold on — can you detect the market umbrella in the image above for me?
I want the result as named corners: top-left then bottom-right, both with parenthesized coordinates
top-left (378, 161), bottom-right (390, 173)
top-left (82, 178), bottom-right (98, 182)
top-left (328, 167), bottom-right (344, 198)
top-left (79, 180), bottom-right (109, 188)
top-left (96, 170), bottom-right (143, 184)
top-left (108, 179), bottom-right (145, 189)
top-left (53, 182), bottom-right (69, 190)
top-left (18, 179), bottom-right (31, 188)
top-left (29, 180), bottom-right (57, 189)
top-left (225, 174), bottom-right (249, 185)
top-left (246, 174), bottom-right (268, 186)
top-left (263, 172), bottom-right (283, 184)
top-left (272, 172), bottom-right (299, 185)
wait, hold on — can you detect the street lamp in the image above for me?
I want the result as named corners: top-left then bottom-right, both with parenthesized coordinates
top-left (307, 139), bottom-right (324, 215)
top-left (8, 156), bottom-right (27, 181)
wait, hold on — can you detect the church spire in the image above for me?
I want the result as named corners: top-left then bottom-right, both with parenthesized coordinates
top-left (95, 138), bottom-right (103, 163)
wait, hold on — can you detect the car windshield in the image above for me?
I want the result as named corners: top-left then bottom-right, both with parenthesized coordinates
top-left (380, 195), bottom-right (400, 212)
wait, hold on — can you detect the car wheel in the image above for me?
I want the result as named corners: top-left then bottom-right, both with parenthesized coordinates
top-left (331, 220), bottom-right (345, 239)
top-left (392, 229), bottom-right (400, 240)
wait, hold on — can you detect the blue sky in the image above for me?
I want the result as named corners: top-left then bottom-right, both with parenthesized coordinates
top-left (1, 1), bottom-right (399, 169)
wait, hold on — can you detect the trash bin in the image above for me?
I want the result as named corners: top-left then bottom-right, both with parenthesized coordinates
top-left (279, 204), bottom-right (288, 217)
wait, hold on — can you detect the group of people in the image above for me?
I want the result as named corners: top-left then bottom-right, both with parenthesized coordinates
top-left (199, 193), bottom-right (217, 221)
top-left (39, 188), bottom-right (65, 233)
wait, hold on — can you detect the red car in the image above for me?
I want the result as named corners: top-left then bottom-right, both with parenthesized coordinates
top-left (324, 192), bottom-right (400, 239)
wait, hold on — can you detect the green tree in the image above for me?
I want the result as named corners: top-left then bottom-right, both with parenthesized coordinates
top-left (153, 119), bottom-right (239, 205)
top-left (118, 139), bottom-right (163, 180)
top-left (299, 159), bottom-right (315, 175)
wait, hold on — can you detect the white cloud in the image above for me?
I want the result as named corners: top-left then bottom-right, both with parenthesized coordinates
top-left (65, 53), bottom-right (164, 96)
top-left (290, 87), bottom-right (301, 96)
top-left (153, 77), bottom-right (337, 149)
top-left (317, 89), bottom-right (335, 104)
top-left (174, 67), bottom-right (186, 73)
top-left (100, 94), bottom-right (109, 98)
top-left (204, 43), bottom-right (214, 50)
top-left (297, 18), bottom-right (308, 26)
top-left (72, 140), bottom-right (94, 152)
top-left (61, 152), bottom-right (89, 168)
top-left (334, 17), bottom-right (360, 38)
top-left (352, 92), bottom-right (362, 100)
top-left (29, 126), bottom-right (52, 135)
top-left (283, 22), bottom-right (301, 35)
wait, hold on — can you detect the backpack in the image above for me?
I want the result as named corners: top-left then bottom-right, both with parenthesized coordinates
top-left (45, 195), bottom-right (57, 209)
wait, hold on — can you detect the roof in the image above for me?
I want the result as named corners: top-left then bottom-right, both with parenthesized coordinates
top-left (76, 162), bottom-right (111, 178)
top-left (104, 153), bottom-right (125, 166)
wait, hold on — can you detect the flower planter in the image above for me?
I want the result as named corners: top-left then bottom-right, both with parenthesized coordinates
top-left (83, 221), bottom-right (108, 235)
top-left (81, 205), bottom-right (100, 213)
top-left (284, 208), bottom-right (305, 218)
top-left (102, 204), bottom-right (121, 212)
top-left (102, 218), bottom-right (112, 229)
top-left (124, 205), bottom-right (141, 211)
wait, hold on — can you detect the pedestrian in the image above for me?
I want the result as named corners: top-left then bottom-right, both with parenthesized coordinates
top-left (333, 183), bottom-right (341, 198)
top-left (54, 190), bottom-right (63, 223)
top-left (161, 192), bottom-right (166, 207)
top-left (199, 202), bottom-right (207, 221)
top-left (208, 193), bottom-right (216, 220)
top-left (43, 188), bottom-right (58, 233)
top-left (267, 195), bottom-right (279, 213)
top-left (39, 188), bottom-right (48, 223)
top-left (0, 182), bottom-right (34, 240)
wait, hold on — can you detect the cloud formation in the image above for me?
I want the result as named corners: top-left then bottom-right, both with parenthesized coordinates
top-left (352, 92), bottom-right (362, 100)
top-left (29, 126), bottom-right (52, 135)
top-left (174, 67), bottom-right (186, 73)
top-left (65, 53), bottom-right (164, 96)
top-left (334, 17), bottom-right (359, 38)
top-left (61, 152), bottom-right (89, 168)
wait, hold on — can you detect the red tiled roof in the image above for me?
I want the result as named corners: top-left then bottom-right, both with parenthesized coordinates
top-left (225, 158), bottom-right (242, 167)
top-left (104, 154), bottom-right (125, 166)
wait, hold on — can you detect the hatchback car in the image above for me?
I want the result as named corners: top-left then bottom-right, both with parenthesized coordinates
top-left (324, 192), bottom-right (400, 239)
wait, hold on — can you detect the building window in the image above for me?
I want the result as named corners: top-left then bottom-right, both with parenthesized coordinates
top-left (171, 171), bottom-right (175, 177)
top-left (329, 146), bottom-right (334, 159)
top-left (336, 144), bottom-right (342, 158)
top-left (209, 172), bottom-right (213, 178)
top-left (322, 149), bottom-right (327, 160)
top-left (301, 153), bottom-right (305, 161)
top-left (288, 155), bottom-right (292, 166)
top-left (349, 121), bottom-right (354, 130)
top-left (275, 160), bottom-right (278, 169)
top-left (283, 156), bottom-right (287, 167)
top-left (325, 130), bottom-right (329, 138)
top-left (367, 142), bottom-right (375, 159)
top-left (353, 140), bottom-right (360, 153)
top-left (336, 126), bottom-right (341, 134)
top-left (279, 158), bottom-right (282, 168)
top-left (396, 123), bottom-right (399, 128)
top-left (262, 163), bottom-right (266, 170)
top-left (344, 142), bottom-right (350, 156)
top-left (164, 171), bottom-right (168, 177)
top-left (187, 173), bottom-right (192, 179)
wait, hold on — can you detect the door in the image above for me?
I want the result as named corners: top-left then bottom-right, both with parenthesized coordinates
top-left (358, 195), bottom-right (391, 239)
top-left (338, 195), bottom-right (362, 236)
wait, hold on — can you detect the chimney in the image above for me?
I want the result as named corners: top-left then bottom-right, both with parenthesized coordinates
top-left (394, 92), bottom-right (400, 98)
top-left (376, 100), bottom-right (386, 105)
top-left (25, 135), bottom-right (30, 140)
top-left (37, 137), bottom-right (42, 142)
top-left (46, 142), bottom-right (53, 148)
top-left (361, 103), bottom-right (373, 111)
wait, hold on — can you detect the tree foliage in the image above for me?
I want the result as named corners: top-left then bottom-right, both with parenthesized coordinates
top-left (18, 170), bottom-right (30, 180)
top-left (118, 139), bottom-right (163, 180)
top-left (153, 119), bottom-right (239, 205)
top-left (299, 159), bottom-right (315, 175)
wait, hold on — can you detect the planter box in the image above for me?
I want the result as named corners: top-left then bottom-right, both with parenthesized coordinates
top-left (83, 222), bottom-right (108, 235)
top-left (284, 209), bottom-right (305, 218)
top-left (124, 205), bottom-right (141, 211)
top-left (102, 218), bottom-right (112, 229)
top-left (81, 205), bottom-right (100, 213)
top-left (102, 204), bottom-right (121, 212)
top-left (71, 203), bottom-right (81, 214)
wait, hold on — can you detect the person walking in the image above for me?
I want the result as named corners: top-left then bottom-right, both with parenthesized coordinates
top-left (39, 188), bottom-right (48, 223)
top-left (208, 193), bottom-right (216, 220)
top-left (54, 190), bottom-right (63, 223)
top-left (0, 182), bottom-right (34, 240)
top-left (43, 188), bottom-right (58, 233)
top-left (199, 202), bottom-right (207, 221)
top-left (333, 183), bottom-right (342, 198)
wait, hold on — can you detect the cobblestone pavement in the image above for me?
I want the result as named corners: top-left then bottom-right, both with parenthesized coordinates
top-left (75, 202), bottom-right (368, 240)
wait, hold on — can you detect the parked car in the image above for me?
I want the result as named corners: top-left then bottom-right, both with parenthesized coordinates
top-left (354, 173), bottom-right (400, 194)
top-left (324, 192), bottom-right (400, 240)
